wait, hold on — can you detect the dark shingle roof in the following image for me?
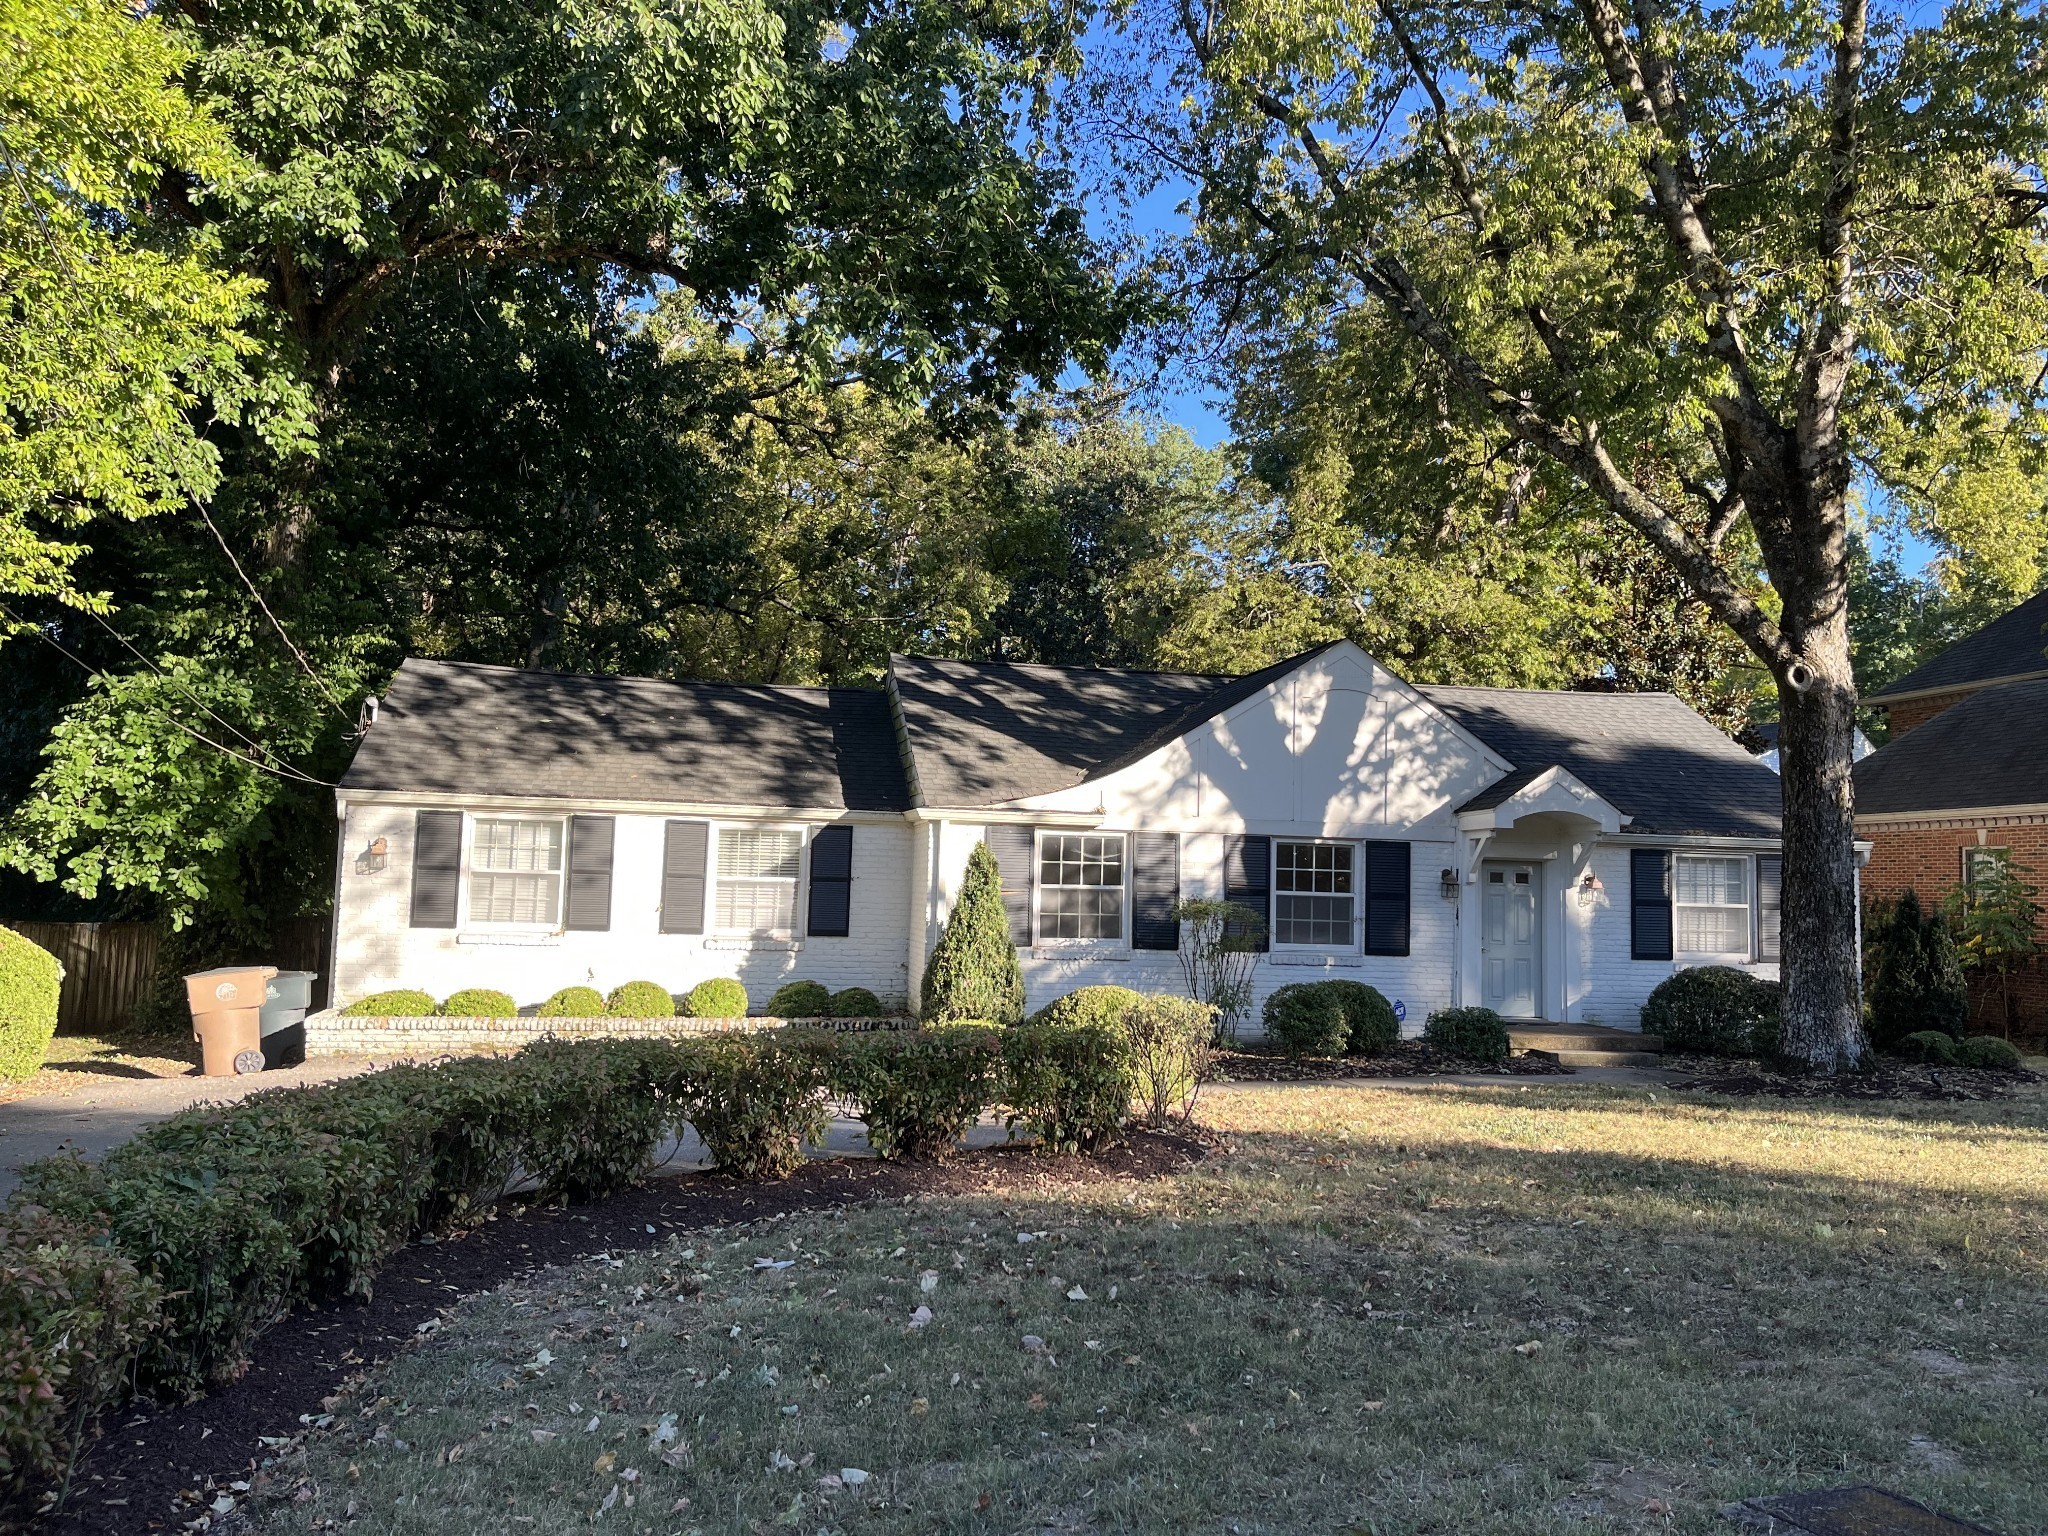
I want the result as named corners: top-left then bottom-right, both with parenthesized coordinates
top-left (1854, 677), bottom-right (2048, 814)
top-left (1421, 686), bottom-right (1783, 837)
top-left (1870, 588), bottom-right (2048, 700)
top-left (1454, 763), bottom-right (1557, 814)
top-left (342, 658), bottom-right (910, 811)
top-left (887, 647), bottom-right (1337, 808)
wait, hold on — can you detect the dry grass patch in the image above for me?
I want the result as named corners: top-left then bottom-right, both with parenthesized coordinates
top-left (249, 1079), bottom-right (2048, 1535)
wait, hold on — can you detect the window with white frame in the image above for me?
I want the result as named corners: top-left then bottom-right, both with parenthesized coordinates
top-left (1674, 854), bottom-right (1750, 955)
top-left (715, 825), bottom-right (804, 936)
top-left (469, 818), bottom-right (564, 925)
top-left (1274, 840), bottom-right (1355, 947)
top-left (1038, 833), bottom-right (1125, 941)
top-left (1963, 846), bottom-right (2010, 886)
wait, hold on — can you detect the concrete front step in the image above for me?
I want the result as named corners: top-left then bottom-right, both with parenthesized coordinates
top-left (1506, 1024), bottom-right (1665, 1058)
top-left (1544, 1048), bottom-right (1670, 1069)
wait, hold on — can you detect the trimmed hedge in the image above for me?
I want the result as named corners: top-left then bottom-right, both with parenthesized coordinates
top-left (1001, 1023), bottom-right (1133, 1153)
top-left (1956, 1035), bottom-right (2022, 1071)
top-left (439, 988), bottom-right (517, 1018)
top-left (1423, 1006), bottom-right (1511, 1063)
top-left (683, 977), bottom-right (749, 1019)
top-left (828, 1027), bottom-right (1004, 1158)
top-left (1322, 980), bottom-right (1399, 1056)
top-left (825, 986), bottom-right (887, 1019)
top-left (0, 1204), bottom-right (158, 1491)
top-left (0, 929), bottom-right (59, 1081)
top-left (768, 980), bottom-right (832, 1018)
top-left (1030, 985), bottom-right (1143, 1033)
top-left (1640, 966), bottom-right (1781, 1058)
top-left (1263, 983), bottom-right (1349, 1058)
top-left (339, 988), bottom-right (436, 1017)
top-left (537, 986), bottom-right (606, 1018)
top-left (1898, 1029), bottom-right (1960, 1065)
top-left (606, 980), bottom-right (675, 1018)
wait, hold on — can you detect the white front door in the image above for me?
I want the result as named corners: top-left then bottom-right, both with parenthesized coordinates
top-left (1481, 861), bottom-right (1541, 1018)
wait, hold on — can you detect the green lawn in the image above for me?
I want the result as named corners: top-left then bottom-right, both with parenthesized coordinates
top-left (250, 1079), bottom-right (2048, 1535)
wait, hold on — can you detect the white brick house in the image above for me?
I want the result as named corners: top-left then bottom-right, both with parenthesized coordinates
top-left (329, 642), bottom-right (1787, 1029)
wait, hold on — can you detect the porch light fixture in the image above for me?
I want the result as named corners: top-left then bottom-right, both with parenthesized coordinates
top-left (1577, 870), bottom-right (1604, 904)
top-left (1439, 867), bottom-right (1460, 899)
top-left (359, 836), bottom-right (389, 874)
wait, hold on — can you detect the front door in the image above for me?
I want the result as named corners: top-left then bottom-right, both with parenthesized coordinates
top-left (1481, 861), bottom-right (1541, 1018)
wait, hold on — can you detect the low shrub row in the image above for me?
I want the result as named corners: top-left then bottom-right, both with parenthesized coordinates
top-left (0, 928), bottom-right (60, 1082)
top-left (1896, 1030), bottom-right (2022, 1070)
top-left (1421, 1006), bottom-right (1511, 1063)
top-left (0, 1007), bottom-right (1185, 1488)
top-left (1263, 981), bottom-right (1403, 1059)
top-left (1639, 965), bottom-right (1783, 1058)
top-left (341, 979), bottom-right (895, 1020)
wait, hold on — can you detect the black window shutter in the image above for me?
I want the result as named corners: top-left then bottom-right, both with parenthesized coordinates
top-left (1631, 849), bottom-right (1673, 960)
top-left (563, 815), bottom-right (614, 931)
top-left (808, 824), bottom-right (853, 937)
top-left (1757, 854), bottom-right (1782, 962)
top-left (1222, 833), bottom-right (1271, 953)
top-left (1364, 840), bottom-right (1411, 956)
top-left (660, 820), bottom-right (709, 935)
top-left (985, 825), bottom-right (1036, 946)
top-left (410, 810), bottom-right (461, 929)
top-left (1131, 832), bottom-right (1181, 951)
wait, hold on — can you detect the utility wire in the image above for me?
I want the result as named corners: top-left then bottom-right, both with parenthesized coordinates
top-left (83, 608), bottom-right (282, 760)
top-left (1, 607), bottom-right (336, 788)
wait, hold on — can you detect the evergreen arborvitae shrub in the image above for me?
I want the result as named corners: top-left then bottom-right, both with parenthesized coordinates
top-left (1640, 966), bottom-right (1781, 1057)
top-left (1422, 1006), bottom-right (1511, 1063)
top-left (825, 987), bottom-right (887, 1019)
top-left (1869, 892), bottom-right (1969, 1046)
top-left (768, 980), bottom-right (832, 1018)
top-left (683, 978), bottom-right (749, 1019)
top-left (537, 986), bottom-right (606, 1018)
top-left (439, 988), bottom-right (517, 1018)
top-left (1321, 980), bottom-right (1400, 1056)
top-left (340, 989), bottom-right (437, 1017)
top-left (1030, 985), bottom-right (1144, 1032)
top-left (1956, 1035), bottom-right (2022, 1071)
top-left (0, 928), bottom-right (60, 1080)
top-left (607, 981), bottom-right (675, 1017)
top-left (920, 841), bottom-right (1025, 1025)
top-left (1262, 984), bottom-right (1348, 1058)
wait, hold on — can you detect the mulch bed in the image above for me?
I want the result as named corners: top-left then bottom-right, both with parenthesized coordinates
top-left (1210, 1042), bottom-right (1574, 1082)
top-left (32, 1131), bottom-right (1206, 1536)
top-left (1664, 1055), bottom-right (2040, 1101)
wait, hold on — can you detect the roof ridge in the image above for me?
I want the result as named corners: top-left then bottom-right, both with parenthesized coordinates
top-left (1421, 681), bottom-right (1683, 700)
top-left (400, 656), bottom-right (864, 698)
top-left (889, 651), bottom-right (1236, 684)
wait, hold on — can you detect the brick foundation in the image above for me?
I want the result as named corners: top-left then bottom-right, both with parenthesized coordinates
top-left (305, 1012), bottom-right (914, 1056)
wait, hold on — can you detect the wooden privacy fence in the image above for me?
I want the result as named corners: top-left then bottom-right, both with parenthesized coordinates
top-left (3, 921), bottom-right (161, 1035)
top-left (1, 916), bottom-right (331, 1033)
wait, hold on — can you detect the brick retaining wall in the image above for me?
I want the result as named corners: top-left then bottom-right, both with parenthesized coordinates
top-left (305, 1011), bottom-right (914, 1056)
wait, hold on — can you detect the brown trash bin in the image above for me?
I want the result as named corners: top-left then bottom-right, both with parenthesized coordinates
top-left (187, 966), bottom-right (277, 1076)
top-left (194, 1007), bottom-right (265, 1076)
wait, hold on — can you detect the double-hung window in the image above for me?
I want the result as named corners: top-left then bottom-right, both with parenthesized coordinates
top-left (1674, 854), bottom-right (1750, 956)
top-left (716, 826), bottom-right (804, 937)
top-left (1274, 841), bottom-right (1355, 947)
top-left (469, 818), bottom-right (565, 926)
top-left (1963, 846), bottom-right (2011, 886)
top-left (1038, 833), bottom-right (1125, 941)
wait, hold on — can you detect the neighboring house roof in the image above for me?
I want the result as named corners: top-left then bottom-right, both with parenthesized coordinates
top-left (1747, 720), bottom-right (1873, 773)
top-left (342, 658), bottom-right (911, 812)
top-left (1420, 686), bottom-right (1783, 838)
top-left (1869, 588), bottom-right (2048, 701)
top-left (1853, 677), bottom-right (2048, 815)
top-left (885, 646), bottom-right (1339, 808)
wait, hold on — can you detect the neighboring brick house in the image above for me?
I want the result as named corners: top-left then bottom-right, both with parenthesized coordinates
top-left (1856, 589), bottom-right (2048, 1035)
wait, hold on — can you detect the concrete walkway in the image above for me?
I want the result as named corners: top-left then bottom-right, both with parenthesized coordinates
top-left (0, 1056), bottom-right (1685, 1198)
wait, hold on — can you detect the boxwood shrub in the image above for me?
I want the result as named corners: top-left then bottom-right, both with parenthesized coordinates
top-left (1956, 1035), bottom-right (2022, 1071)
top-left (1029, 985), bottom-right (1144, 1032)
top-left (1422, 1006), bottom-right (1511, 1063)
top-left (1639, 966), bottom-right (1781, 1058)
top-left (828, 1027), bottom-right (1004, 1158)
top-left (339, 988), bottom-right (436, 1017)
top-left (1320, 980), bottom-right (1400, 1056)
top-left (1000, 1023), bottom-right (1133, 1153)
top-left (825, 986), bottom-right (886, 1019)
top-left (1898, 1029), bottom-right (1960, 1065)
top-left (674, 1034), bottom-right (828, 1178)
top-left (0, 928), bottom-right (59, 1081)
top-left (683, 977), bottom-right (749, 1019)
top-left (767, 980), bottom-right (832, 1018)
top-left (537, 986), bottom-right (606, 1018)
top-left (439, 988), bottom-right (517, 1018)
top-left (606, 980), bottom-right (675, 1018)
top-left (1262, 983), bottom-right (1349, 1058)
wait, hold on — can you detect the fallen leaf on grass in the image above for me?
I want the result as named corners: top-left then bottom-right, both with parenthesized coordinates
top-left (910, 1397), bottom-right (929, 1416)
top-left (908, 1305), bottom-right (933, 1330)
top-left (531, 1429), bottom-right (558, 1444)
top-left (1066, 1286), bottom-right (1089, 1302)
top-left (920, 1270), bottom-right (939, 1293)
top-left (840, 1468), bottom-right (870, 1486)
top-left (1514, 1341), bottom-right (1542, 1357)
top-left (1021, 1335), bottom-right (1048, 1354)
top-left (768, 1449), bottom-right (798, 1473)
top-left (1361, 1401), bottom-right (1385, 1412)
top-left (593, 1451), bottom-right (616, 1475)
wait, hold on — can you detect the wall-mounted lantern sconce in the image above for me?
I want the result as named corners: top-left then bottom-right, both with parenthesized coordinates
top-left (1577, 869), bottom-right (1604, 905)
top-left (358, 835), bottom-right (389, 875)
top-left (1439, 867), bottom-right (1461, 900)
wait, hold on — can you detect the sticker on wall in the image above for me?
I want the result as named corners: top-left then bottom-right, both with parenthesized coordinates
top-left (1392, 1000), bottom-right (1406, 1022)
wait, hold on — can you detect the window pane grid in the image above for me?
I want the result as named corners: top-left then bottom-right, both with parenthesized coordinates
top-left (1675, 855), bottom-right (1749, 955)
top-left (1275, 841), bottom-right (1354, 945)
top-left (716, 827), bottom-right (802, 935)
top-left (470, 819), bottom-right (562, 925)
top-left (1038, 834), bottom-right (1124, 941)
